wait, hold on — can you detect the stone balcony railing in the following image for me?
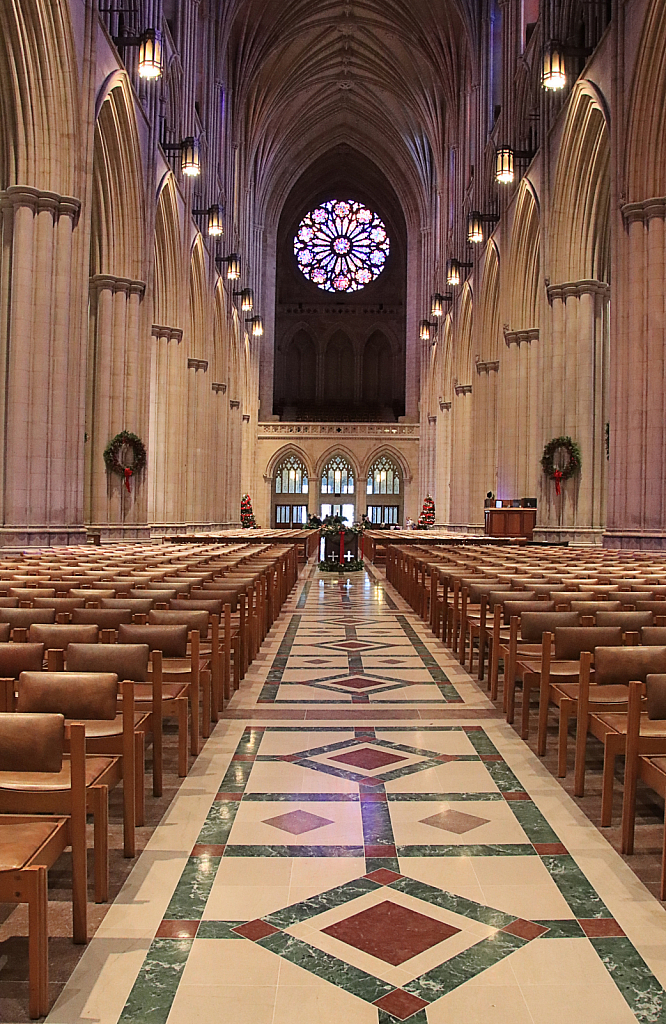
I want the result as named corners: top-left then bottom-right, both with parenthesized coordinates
top-left (257, 422), bottom-right (419, 439)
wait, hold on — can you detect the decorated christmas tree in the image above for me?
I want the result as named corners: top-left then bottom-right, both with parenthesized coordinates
top-left (418, 494), bottom-right (435, 528)
top-left (240, 493), bottom-right (257, 528)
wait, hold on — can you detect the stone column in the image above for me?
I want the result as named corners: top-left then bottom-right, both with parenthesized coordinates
top-left (499, 329), bottom-right (538, 498)
top-left (606, 199), bottom-right (666, 547)
top-left (533, 279), bottom-right (609, 544)
top-left (0, 186), bottom-right (87, 545)
top-left (87, 273), bottom-right (148, 536)
top-left (148, 325), bottom-right (183, 529)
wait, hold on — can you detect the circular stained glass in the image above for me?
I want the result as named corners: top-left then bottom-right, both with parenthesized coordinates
top-left (294, 199), bottom-right (390, 293)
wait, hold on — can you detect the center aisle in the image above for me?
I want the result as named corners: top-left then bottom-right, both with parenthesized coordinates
top-left (49, 567), bottom-right (666, 1024)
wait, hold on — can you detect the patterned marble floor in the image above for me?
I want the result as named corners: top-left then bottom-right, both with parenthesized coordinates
top-left (47, 566), bottom-right (666, 1024)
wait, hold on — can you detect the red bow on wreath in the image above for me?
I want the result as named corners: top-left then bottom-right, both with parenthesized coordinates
top-left (553, 469), bottom-right (564, 496)
top-left (124, 467), bottom-right (133, 494)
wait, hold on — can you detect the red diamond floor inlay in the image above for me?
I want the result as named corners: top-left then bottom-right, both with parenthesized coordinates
top-left (502, 918), bottom-right (550, 940)
top-left (578, 918), bottom-right (625, 937)
top-left (374, 990), bottom-right (430, 1019)
top-left (329, 747), bottom-right (408, 771)
top-left (364, 868), bottom-right (404, 885)
top-left (261, 809), bottom-right (334, 835)
top-left (233, 919), bottom-right (281, 941)
top-left (335, 677), bottom-right (377, 690)
top-left (322, 899), bottom-right (460, 965)
top-left (419, 809), bottom-right (491, 834)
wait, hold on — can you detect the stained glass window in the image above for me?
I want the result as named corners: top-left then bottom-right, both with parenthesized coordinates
top-left (294, 200), bottom-right (390, 293)
top-left (274, 455), bottom-right (308, 495)
top-left (366, 455), bottom-right (401, 495)
top-left (321, 455), bottom-right (355, 494)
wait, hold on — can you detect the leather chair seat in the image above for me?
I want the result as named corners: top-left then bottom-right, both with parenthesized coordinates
top-left (0, 756), bottom-right (115, 792)
top-left (0, 821), bottom-right (61, 871)
top-left (72, 713), bottom-right (146, 739)
top-left (647, 757), bottom-right (666, 772)
top-left (135, 681), bottom-right (186, 700)
top-left (518, 659), bottom-right (591, 681)
top-left (594, 713), bottom-right (666, 736)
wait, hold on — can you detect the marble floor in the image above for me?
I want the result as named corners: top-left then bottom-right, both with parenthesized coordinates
top-left (46, 565), bottom-right (666, 1024)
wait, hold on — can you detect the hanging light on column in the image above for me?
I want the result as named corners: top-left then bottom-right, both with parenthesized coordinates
top-left (446, 258), bottom-right (472, 287)
top-left (542, 44), bottom-right (566, 90)
top-left (207, 204), bottom-right (223, 236)
top-left (495, 146), bottom-right (515, 184)
top-left (420, 320), bottom-right (436, 342)
top-left (246, 316), bottom-right (264, 337)
top-left (181, 137), bottom-right (200, 176)
top-left (234, 288), bottom-right (254, 311)
top-left (430, 293), bottom-right (453, 317)
top-left (138, 29), bottom-right (163, 79)
top-left (467, 211), bottom-right (484, 244)
top-left (216, 253), bottom-right (241, 280)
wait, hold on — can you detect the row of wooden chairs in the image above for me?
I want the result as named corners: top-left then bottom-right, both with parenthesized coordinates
top-left (0, 539), bottom-right (301, 1017)
top-left (386, 541), bottom-right (666, 902)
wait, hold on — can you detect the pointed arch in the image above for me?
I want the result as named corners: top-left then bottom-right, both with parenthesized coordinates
top-left (362, 330), bottom-right (394, 406)
top-left (154, 174), bottom-right (183, 329)
top-left (188, 235), bottom-right (207, 358)
top-left (284, 330), bottom-right (316, 404)
top-left (455, 283), bottom-right (474, 384)
top-left (324, 330), bottom-right (355, 403)
top-left (478, 242), bottom-right (500, 360)
top-left (91, 78), bottom-right (145, 280)
top-left (508, 182), bottom-right (540, 329)
top-left (550, 83), bottom-right (610, 284)
top-left (0, 0), bottom-right (79, 195)
top-left (625, 0), bottom-right (666, 200)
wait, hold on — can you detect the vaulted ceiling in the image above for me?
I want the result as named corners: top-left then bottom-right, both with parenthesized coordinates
top-left (214, 0), bottom-right (476, 228)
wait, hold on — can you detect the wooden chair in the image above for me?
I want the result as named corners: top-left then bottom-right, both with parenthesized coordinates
top-left (621, 676), bottom-right (666, 897)
top-left (14, 672), bottom-right (135, 902)
top-left (574, 644), bottom-right (666, 797)
top-left (29, 624), bottom-right (99, 668)
top-left (504, 610), bottom-right (579, 736)
top-left (0, 715), bottom-right (87, 1017)
top-left (535, 626), bottom-right (624, 775)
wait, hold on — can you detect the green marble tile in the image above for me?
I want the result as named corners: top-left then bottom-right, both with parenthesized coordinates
top-left (406, 932), bottom-right (526, 1001)
top-left (118, 939), bottom-right (192, 1024)
top-left (541, 855), bottom-right (613, 919)
top-left (258, 931), bottom-right (394, 1003)
top-left (387, 792), bottom-right (504, 802)
top-left (223, 844), bottom-right (365, 858)
top-left (390, 877), bottom-right (516, 928)
top-left (264, 876), bottom-right (381, 928)
top-left (398, 844), bottom-right (537, 857)
top-left (464, 730), bottom-right (502, 756)
top-left (483, 761), bottom-right (525, 792)
top-left (197, 921), bottom-right (246, 939)
top-left (366, 856), bottom-right (401, 874)
top-left (163, 857), bottom-right (221, 920)
top-left (196, 802), bottom-right (240, 844)
top-left (237, 730), bottom-right (264, 755)
top-left (242, 792), bottom-right (359, 802)
top-left (508, 801), bottom-right (561, 844)
top-left (378, 1009), bottom-right (428, 1024)
top-left (534, 919), bottom-right (583, 938)
top-left (591, 937), bottom-right (666, 1023)
top-left (218, 760), bottom-right (253, 792)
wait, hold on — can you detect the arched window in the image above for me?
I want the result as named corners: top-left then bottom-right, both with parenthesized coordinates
top-left (321, 455), bottom-right (355, 495)
top-left (274, 455), bottom-right (309, 494)
top-left (367, 455), bottom-right (401, 495)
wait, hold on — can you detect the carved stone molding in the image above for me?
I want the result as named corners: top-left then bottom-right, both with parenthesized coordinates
top-left (454, 383), bottom-right (473, 396)
top-left (622, 197), bottom-right (666, 223)
top-left (242, 413), bottom-right (250, 422)
top-left (504, 326), bottom-right (538, 346)
top-left (211, 382), bottom-right (227, 393)
top-left (428, 415), bottom-right (437, 424)
top-left (476, 359), bottom-right (499, 374)
top-left (439, 400), bottom-right (452, 411)
top-left (229, 400), bottom-right (241, 409)
top-left (187, 358), bottom-right (208, 371)
top-left (0, 186), bottom-right (81, 223)
top-left (547, 280), bottom-right (610, 302)
top-left (256, 422), bottom-right (419, 438)
top-left (152, 325), bottom-right (183, 343)
top-left (90, 274), bottom-right (146, 297)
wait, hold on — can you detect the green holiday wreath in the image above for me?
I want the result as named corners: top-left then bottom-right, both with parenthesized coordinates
top-left (103, 431), bottom-right (146, 492)
top-left (318, 559), bottom-right (365, 573)
top-left (541, 436), bottom-right (581, 494)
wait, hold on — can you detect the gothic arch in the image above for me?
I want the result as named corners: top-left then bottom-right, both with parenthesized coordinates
top-left (188, 235), bottom-right (208, 358)
top-left (91, 78), bottom-right (145, 281)
top-left (508, 181), bottom-right (540, 329)
top-left (267, 445), bottom-right (313, 481)
top-left (0, 0), bottom-right (79, 195)
top-left (315, 446), bottom-right (360, 482)
top-left (625, 0), bottom-right (666, 201)
top-left (478, 242), bottom-right (500, 361)
top-left (550, 83), bottom-right (610, 285)
top-left (455, 283), bottom-right (474, 384)
top-left (154, 173), bottom-right (183, 329)
top-left (362, 446), bottom-right (411, 484)
top-left (362, 330), bottom-right (394, 405)
top-left (284, 329), bottom-right (316, 404)
top-left (324, 330), bottom-right (355, 403)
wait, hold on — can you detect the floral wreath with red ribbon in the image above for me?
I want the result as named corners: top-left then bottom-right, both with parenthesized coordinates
top-left (541, 436), bottom-right (581, 495)
top-left (103, 431), bottom-right (147, 494)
